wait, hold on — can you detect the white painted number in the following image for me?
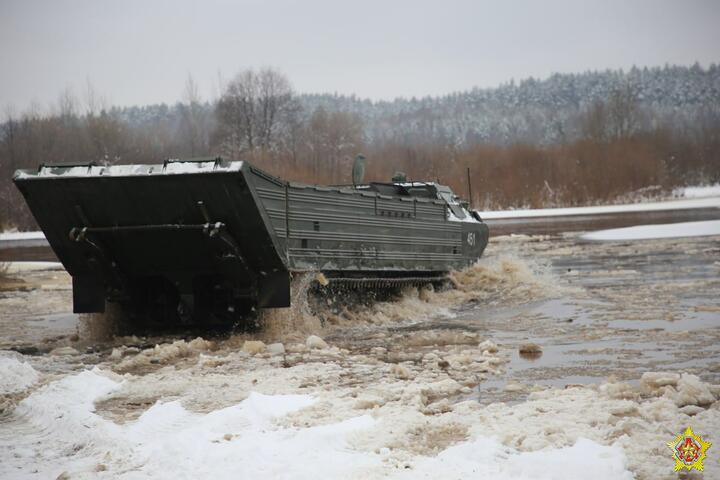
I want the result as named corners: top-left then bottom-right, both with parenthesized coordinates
top-left (467, 232), bottom-right (475, 246)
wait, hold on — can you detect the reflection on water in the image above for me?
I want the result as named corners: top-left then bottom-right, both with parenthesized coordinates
top-left (466, 232), bottom-right (720, 403)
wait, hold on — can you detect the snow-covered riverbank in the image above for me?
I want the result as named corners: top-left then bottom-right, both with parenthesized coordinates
top-left (2, 346), bottom-right (718, 479)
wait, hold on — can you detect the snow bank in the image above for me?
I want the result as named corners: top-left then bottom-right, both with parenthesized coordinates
top-left (0, 368), bottom-right (378, 479)
top-left (0, 355), bottom-right (39, 394)
top-left (479, 196), bottom-right (720, 219)
top-left (581, 220), bottom-right (720, 241)
top-left (0, 368), bottom-right (638, 479)
top-left (399, 437), bottom-right (631, 480)
top-left (674, 183), bottom-right (720, 199)
top-left (2, 261), bottom-right (64, 273)
top-left (468, 377), bottom-right (720, 479)
top-left (0, 231), bottom-right (46, 241)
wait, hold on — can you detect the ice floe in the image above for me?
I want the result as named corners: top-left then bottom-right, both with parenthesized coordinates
top-left (582, 220), bottom-right (720, 241)
top-left (0, 355), bottom-right (39, 395)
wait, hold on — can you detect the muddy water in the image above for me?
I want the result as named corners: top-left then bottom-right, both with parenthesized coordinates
top-left (464, 236), bottom-right (720, 402)
top-left (1, 232), bottom-right (718, 401)
top-left (2, 232), bottom-right (720, 480)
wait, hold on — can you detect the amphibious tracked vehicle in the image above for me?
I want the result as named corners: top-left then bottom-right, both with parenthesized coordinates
top-left (13, 158), bottom-right (489, 324)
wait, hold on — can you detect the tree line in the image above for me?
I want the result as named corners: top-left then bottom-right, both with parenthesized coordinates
top-left (1, 66), bottom-right (718, 230)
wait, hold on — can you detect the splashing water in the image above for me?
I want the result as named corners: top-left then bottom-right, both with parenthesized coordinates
top-left (256, 255), bottom-right (565, 341)
top-left (76, 255), bottom-right (562, 344)
top-left (78, 302), bottom-right (127, 343)
top-left (257, 272), bottom-right (322, 342)
top-left (443, 254), bottom-right (563, 306)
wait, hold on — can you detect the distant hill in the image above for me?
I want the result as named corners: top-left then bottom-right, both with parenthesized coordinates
top-left (110, 63), bottom-right (720, 147)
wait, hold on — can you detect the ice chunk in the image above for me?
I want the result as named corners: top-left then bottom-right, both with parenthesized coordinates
top-left (391, 364), bottom-right (413, 380)
top-left (0, 356), bottom-right (39, 394)
top-left (640, 371), bottom-right (680, 392)
top-left (679, 405), bottom-right (705, 416)
top-left (478, 340), bottom-right (499, 353)
top-left (480, 196), bottom-right (720, 220)
top-left (49, 346), bottom-right (79, 356)
top-left (672, 373), bottom-right (717, 407)
top-left (306, 335), bottom-right (328, 349)
top-left (242, 341), bottom-right (267, 355)
top-left (114, 337), bottom-right (212, 371)
top-left (266, 343), bottom-right (286, 355)
top-left (504, 382), bottom-right (526, 393)
top-left (582, 220), bottom-right (720, 241)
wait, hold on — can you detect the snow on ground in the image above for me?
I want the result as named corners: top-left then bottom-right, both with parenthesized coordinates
top-left (2, 235), bottom-right (719, 479)
top-left (398, 437), bottom-right (629, 480)
top-left (2, 262), bottom-right (64, 273)
top-left (0, 367), bottom-right (638, 480)
top-left (582, 219), bottom-right (720, 241)
top-left (1, 368), bottom-right (377, 480)
top-left (0, 231), bottom-right (46, 241)
top-left (675, 183), bottom-right (720, 199)
top-left (0, 355), bottom-right (39, 394)
top-left (3, 353), bottom-right (720, 479)
top-left (479, 196), bottom-right (720, 219)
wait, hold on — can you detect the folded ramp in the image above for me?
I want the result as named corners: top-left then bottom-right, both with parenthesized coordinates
top-left (13, 159), bottom-right (290, 320)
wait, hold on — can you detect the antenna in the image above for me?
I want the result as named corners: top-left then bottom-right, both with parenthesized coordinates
top-left (466, 167), bottom-right (473, 209)
top-left (352, 154), bottom-right (366, 187)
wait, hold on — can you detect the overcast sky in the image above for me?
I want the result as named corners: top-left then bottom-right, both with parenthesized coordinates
top-left (1, 0), bottom-right (718, 111)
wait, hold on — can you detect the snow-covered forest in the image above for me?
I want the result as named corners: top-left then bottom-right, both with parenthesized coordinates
top-left (108, 63), bottom-right (719, 147)
top-left (1, 64), bottom-right (719, 229)
top-left (97, 63), bottom-right (718, 145)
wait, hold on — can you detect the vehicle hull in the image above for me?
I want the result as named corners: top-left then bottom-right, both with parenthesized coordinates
top-left (13, 159), bottom-right (489, 323)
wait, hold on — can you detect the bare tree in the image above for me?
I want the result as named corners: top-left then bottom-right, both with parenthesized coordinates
top-left (183, 74), bottom-right (201, 106)
top-left (3, 106), bottom-right (17, 168)
top-left (57, 86), bottom-right (78, 119)
top-left (179, 74), bottom-right (209, 156)
top-left (1, 106), bottom-right (18, 223)
top-left (84, 78), bottom-right (109, 117)
top-left (257, 68), bottom-right (292, 150)
top-left (305, 107), bottom-right (365, 180)
top-left (607, 85), bottom-right (640, 140)
top-left (581, 100), bottom-right (609, 142)
top-left (581, 85), bottom-right (640, 142)
top-left (215, 68), bottom-right (294, 156)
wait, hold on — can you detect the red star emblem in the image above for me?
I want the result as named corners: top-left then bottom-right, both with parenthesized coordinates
top-left (676, 437), bottom-right (701, 464)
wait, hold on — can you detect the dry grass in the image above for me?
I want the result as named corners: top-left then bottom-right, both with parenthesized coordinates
top-left (1, 109), bottom-right (717, 230)
top-left (251, 131), bottom-right (718, 210)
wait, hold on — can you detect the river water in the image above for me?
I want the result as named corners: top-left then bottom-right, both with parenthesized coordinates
top-left (3, 230), bottom-right (718, 395)
top-left (1, 226), bottom-right (719, 479)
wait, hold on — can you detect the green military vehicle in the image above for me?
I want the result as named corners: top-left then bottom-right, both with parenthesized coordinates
top-left (13, 157), bottom-right (489, 325)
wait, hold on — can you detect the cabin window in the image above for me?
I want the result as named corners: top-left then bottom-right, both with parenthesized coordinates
top-left (313, 221), bottom-right (320, 231)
